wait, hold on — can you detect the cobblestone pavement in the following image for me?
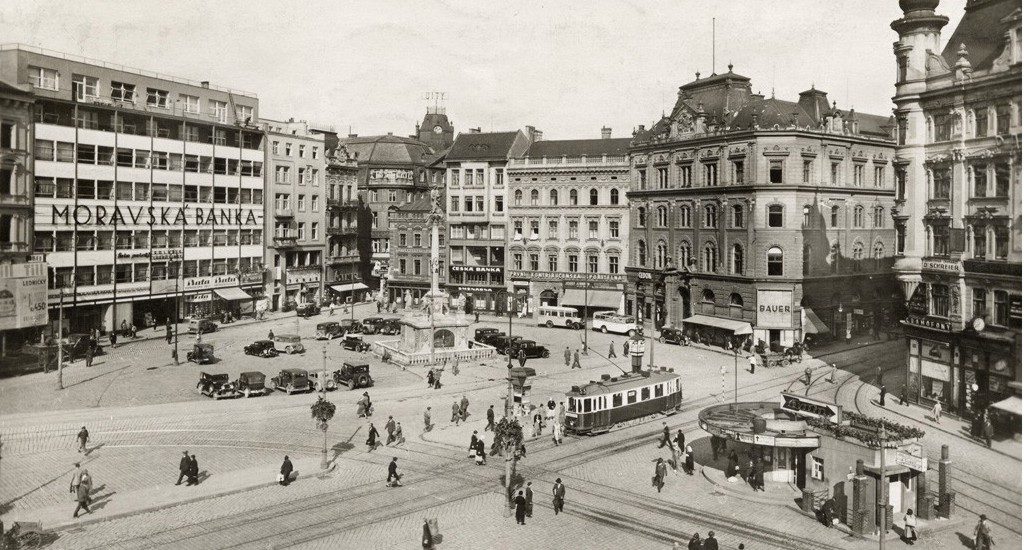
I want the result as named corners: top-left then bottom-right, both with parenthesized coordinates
top-left (1, 319), bottom-right (1019, 549)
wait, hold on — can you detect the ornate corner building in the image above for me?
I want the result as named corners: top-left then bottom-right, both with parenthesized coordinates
top-left (627, 67), bottom-right (899, 350)
top-left (891, 0), bottom-right (1022, 417)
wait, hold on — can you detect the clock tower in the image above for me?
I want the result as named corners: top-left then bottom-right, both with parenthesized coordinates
top-left (415, 106), bottom-right (455, 152)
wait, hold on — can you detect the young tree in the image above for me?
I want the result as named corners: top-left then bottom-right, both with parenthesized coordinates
top-left (492, 415), bottom-right (524, 512)
top-left (311, 396), bottom-right (336, 469)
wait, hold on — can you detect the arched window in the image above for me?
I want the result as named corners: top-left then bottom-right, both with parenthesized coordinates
top-left (589, 188), bottom-right (599, 205)
top-left (729, 293), bottom-right (743, 307)
top-left (678, 241), bottom-right (692, 269)
top-left (569, 189), bottom-right (578, 205)
top-left (637, 207), bottom-right (647, 227)
top-left (767, 205), bottom-right (784, 227)
top-left (513, 189), bottom-right (523, 206)
top-left (732, 244), bottom-right (744, 274)
top-left (610, 188), bottom-right (620, 205)
top-left (530, 189), bottom-right (539, 206)
top-left (767, 247), bottom-right (784, 276)
top-left (657, 205), bottom-right (668, 227)
top-left (434, 329), bottom-right (455, 348)
top-left (704, 205), bottom-right (717, 228)
top-left (852, 242), bottom-right (864, 260)
top-left (873, 206), bottom-right (885, 228)
top-left (872, 241), bottom-right (885, 259)
top-left (802, 205), bottom-right (812, 228)
top-left (704, 242), bottom-right (718, 272)
top-left (679, 205), bottom-right (691, 227)
top-left (830, 205), bottom-right (840, 227)
top-left (853, 205), bottom-right (864, 228)
top-left (655, 240), bottom-right (667, 269)
top-left (702, 288), bottom-right (715, 303)
top-left (732, 204), bottom-right (744, 228)
top-left (549, 189), bottom-right (558, 205)
top-left (637, 240), bottom-right (647, 267)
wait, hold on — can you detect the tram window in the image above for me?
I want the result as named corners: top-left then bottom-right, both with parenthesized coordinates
top-left (583, 399), bottom-right (592, 413)
top-left (641, 387), bottom-right (650, 401)
top-left (612, 393), bottom-right (622, 407)
top-left (627, 390), bottom-right (637, 404)
top-left (568, 398), bottom-right (576, 412)
top-left (655, 384), bottom-right (664, 398)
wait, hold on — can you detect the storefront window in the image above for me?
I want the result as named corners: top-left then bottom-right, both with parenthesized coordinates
top-left (930, 284), bottom-right (949, 317)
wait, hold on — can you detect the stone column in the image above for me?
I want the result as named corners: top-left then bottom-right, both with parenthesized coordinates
top-left (938, 444), bottom-right (956, 518)
top-left (850, 460), bottom-right (871, 536)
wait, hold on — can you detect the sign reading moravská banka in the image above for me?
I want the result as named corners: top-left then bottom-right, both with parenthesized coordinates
top-left (50, 205), bottom-right (262, 226)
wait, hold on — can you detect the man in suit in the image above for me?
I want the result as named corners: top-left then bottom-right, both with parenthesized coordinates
top-left (657, 422), bottom-right (670, 448)
top-left (187, 454), bottom-right (199, 485)
top-left (175, 450), bottom-right (190, 485)
top-left (387, 457), bottom-right (401, 487)
top-left (280, 455), bottom-right (294, 486)
top-left (552, 478), bottom-right (566, 515)
top-left (513, 490), bottom-right (527, 525)
top-left (485, 406), bottom-right (495, 431)
top-left (525, 482), bottom-right (534, 518)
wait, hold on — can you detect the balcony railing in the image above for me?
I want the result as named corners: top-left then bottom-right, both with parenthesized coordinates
top-left (274, 208), bottom-right (294, 218)
top-left (0, 242), bottom-right (30, 253)
top-left (510, 155), bottom-right (629, 166)
top-left (0, 192), bottom-right (31, 206)
top-left (329, 253), bottom-right (360, 265)
top-left (327, 225), bottom-right (358, 236)
top-left (327, 198), bottom-right (360, 209)
top-left (273, 236), bottom-right (298, 247)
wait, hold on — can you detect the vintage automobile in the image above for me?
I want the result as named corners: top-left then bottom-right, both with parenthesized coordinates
top-left (658, 326), bottom-right (688, 345)
top-left (188, 319), bottom-right (218, 334)
top-left (315, 322), bottom-right (344, 340)
top-left (296, 303), bottom-right (322, 318)
top-left (479, 331), bottom-right (506, 347)
top-left (308, 370), bottom-right (338, 392)
top-left (474, 327), bottom-right (500, 342)
top-left (274, 334), bottom-right (305, 354)
top-left (492, 335), bottom-right (524, 355)
top-left (359, 317), bottom-right (387, 335)
top-left (341, 335), bottom-right (371, 352)
top-left (338, 320), bottom-right (363, 335)
top-left (510, 339), bottom-right (550, 359)
top-left (234, 371), bottom-right (268, 397)
top-left (271, 368), bottom-right (311, 394)
top-left (186, 342), bottom-right (216, 364)
top-left (333, 362), bottom-right (374, 390)
top-left (197, 372), bottom-right (236, 399)
top-left (61, 334), bottom-right (102, 362)
top-left (244, 340), bottom-right (279, 358)
top-left (378, 318), bottom-right (402, 335)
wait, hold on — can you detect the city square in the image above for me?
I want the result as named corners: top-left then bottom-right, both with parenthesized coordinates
top-left (0, 1), bottom-right (1020, 549)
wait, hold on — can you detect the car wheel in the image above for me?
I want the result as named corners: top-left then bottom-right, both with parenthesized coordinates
top-left (287, 384), bottom-right (294, 394)
top-left (659, 336), bottom-right (665, 344)
top-left (286, 346), bottom-right (293, 354)
top-left (358, 375), bottom-right (369, 387)
top-left (601, 326), bottom-right (608, 334)
top-left (244, 388), bottom-right (251, 398)
top-left (542, 350), bottom-right (550, 358)
top-left (627, 329), bottom-right (636, 337)
top-left (546, 321), bottom-right (553, 328)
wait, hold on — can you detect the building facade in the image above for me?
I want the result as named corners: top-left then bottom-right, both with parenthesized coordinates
top-left (262, 118), bottom-right (327, 310)
top-left (414, 107), bottom-right (455, 153)
top-left (324, 145), bottom-right (366, 303)
top-left (627, 69), bottom-right (899, 349)
top-left (891, 0), bottom-right (1022, 418)
top-left (506, 130), bottom-right (631, 316)
top-left (387, 195), bottom-right (447, 304)
top-left (443, 129), bottom-right (533, 314)
top-left (0, 44), bottom-right (266, 332)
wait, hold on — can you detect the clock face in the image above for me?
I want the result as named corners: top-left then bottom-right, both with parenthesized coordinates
top-left (972, 317), bottom-right (986, 332)
top-left (433, 125), bottom-right (443, 134)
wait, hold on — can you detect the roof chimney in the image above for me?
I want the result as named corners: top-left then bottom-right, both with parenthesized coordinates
top-left (200, 81), bottom-right (210, 88)
top-left (348, 133), bottom-right (358, 138)
top-left (525, 125), bottom-right (543, 143)
top-left (468, 127), bottom-right (481, 134)
top-left (601, 126), bottom-right (612, 139)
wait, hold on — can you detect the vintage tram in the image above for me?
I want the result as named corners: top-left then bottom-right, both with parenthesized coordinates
top-left (564, 367), bottom-right (682, 435)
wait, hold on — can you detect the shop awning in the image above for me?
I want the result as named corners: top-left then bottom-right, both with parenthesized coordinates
top-left (681, 315), bottom-right (753, 335)
top-left (561, 289), bottom-right (622, 309)
top-left (331, 282), bottom-right (368, 293)
top-left (990, 396), bottom-right (1022, 416)
top-left (213, 287), bottom-right (253, 301)
top-left (803, 308), bottom-right (829, 334)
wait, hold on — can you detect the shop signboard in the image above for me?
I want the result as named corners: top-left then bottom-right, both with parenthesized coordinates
top-left (906, 285), bottom-right (928, 315)
top-left (184, 275), bottom-right (240, 291)
top-left (893, 447), bottom-right (927, 472)
top-left (151, 279), bottom-right (179, 295)
top-left (0, 275), bottom-right (48, 330)
top-left (920, 359), bottom-right (950, 382)
top-left (757, 290), bottom-right (795, 329)
top-left (780, 392), bottom-right (843, 424)
top-left (450, 265), bottom-right (502, 274)
top-left (46, 204), bottom-right (262, 227)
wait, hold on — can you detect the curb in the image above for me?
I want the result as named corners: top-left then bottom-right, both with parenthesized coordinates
top-left (699, 466), bottom-right (799, 507)
top-left (46, 462), bottom-right (336, 532)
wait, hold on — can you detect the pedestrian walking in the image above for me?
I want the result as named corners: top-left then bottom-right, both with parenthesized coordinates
top-left (394, 422), bottom-right (405, 446)
top-left (187, 454), bottom-right (199, 485)
top-left (387, 457), bottom-right (402, 487)
top-left (879, 385), bottom-right (887, 407)
top-left (552, 478), bottom-right (565, 515)
top-left (901, 508), bottom-right (917, 544)
top-left (474, 439), bottom-right (486, 465)
top-left (748, 354), bottom-right (757, 374)
top-left (426, 368), bottom-right (435, 388)
top-left (433, 367), bottom-right (442, 390)
top-left (268, 329), bottom-right (275, 340)
top-left (385, 416), bottom-right (397, 446)
top-left (84, 344), bottom-right (94, 367)
top-left (366, 423), bottom-right (380, 451)
top-left (819, 495), bottom-right (836, 527)
top-left (623, 340), bottom-right (630, 358)
top-left (175, 450), bottom-right (190, 485)
top-left (687, 533), bottom-right (702, 550)
top-left (684, 446), bottom-right (694, 475)
top-left (517, 348), bottom-right (527, 368)
top-left (653, 457), bottom-right (667, 492)
top-left (564, 346), bottom-right (571, 367)
top-left (982, 411), bottom-right (994, 448)
top-left (76, 426), bottom-right (89, 454)
top-left (469, 431), bottom-right (479, 458)
top-left (474, 312), bottom-right (480, 323)
top-left (459, 394), bottom-right (470, 421)
top-left (572, 349), bottom-right (581, 369)
top-left (452, 356), bottom-right (460, 376)
top-left (72, 471), bottom-right (92, 518)
top-left (703, 531), bottom-right (719, 550)
top-left (675, 430), bottom-right (686, 455)
top-left (166, 324), bottom-right (172, 345)
top-left (485, 405), bottom-right (496, 431)
top-left (523, 481), bottom-right (534, 517)
top-left (69, 463), bottom-right (84, 495)
top-left (804, 366), bottom-right (812, 386)
top-left (754, 459), bottom-right (765, 491)
top-left (279, 455), bottom-right (293, 486)
top-left (974, 514), bottom-right (992, 550)
top-left (451, 401), bottom-right (461, 425)
top-left (514, 490), bottom-right (527, 525)
top-left (657, 422), bottom-right (670, 448)
top-left (423, 407), bottom-right (433, 432)
top-left (931, 398), bottom-right (942, 424)
top-left (828, 363), bottom-right (837, 383)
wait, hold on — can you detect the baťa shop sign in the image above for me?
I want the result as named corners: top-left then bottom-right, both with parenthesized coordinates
top-left (50, 205), bottom-right (262, 227)
top-left (780, 392), bottom-right (843, 424)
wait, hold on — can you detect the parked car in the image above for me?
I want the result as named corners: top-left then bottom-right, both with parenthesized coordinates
top-left (274, 334), bottom-right (305, 354)
top-left (479, 331), bottom-right (506, 347)
top-left (378, 318), bottom-right (401, 335)
top-left (512, 339), bottom-right (550, 359)
top-left (333, 362), bottom-right (374, 390)
top-left (315, 322), bottom-right (344, 340)
top-left (186, 342), bottom-right (216, 364)
top-left (61, 334), bottom-right (102, 362)
top-left (659, 326), bottom-right (687, 345)
top-left (474, 328), bottom-right (500, 342)
top-left (492, 335), bottom-right (524, 355)
top-left (338, 320), bottom-right (363, 335)
top-left (360, 317), bottom-right (387, 334)
top-left (271, 368), bottom-right (311, 394)
top-left (244, 340), bottom-right (279, 358)
top-left (234, 371), bottom-right (267, 397)
top-left (296, 303), bottom-right (321, 318)
top-left (341, 335), bottom-right (371, 352)
top-left (197, 372), bottom-right (235, 399)
top-left (188, 319), bottom-right (218, 334)
top-left (308, 370), bottom-right (338, 392)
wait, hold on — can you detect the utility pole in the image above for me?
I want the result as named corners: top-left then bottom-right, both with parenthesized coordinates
top-left (321, 344), bottom-right (329, 468)
top-left (173, 274), bottom-right (180, 365)
top-left (734, 347), bottom-right (739, 406)
top-left (581, 282), bottom-right (589, 356)
top-left (878, 425), bottom-right (888, 550)
top-left (57, 288), bottom-right (64, 389)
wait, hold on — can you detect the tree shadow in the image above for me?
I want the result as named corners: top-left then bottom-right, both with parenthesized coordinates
top-left (954, 532), bottom-right (976, 548)
top-left (330, 442), bottom-right (354, 463)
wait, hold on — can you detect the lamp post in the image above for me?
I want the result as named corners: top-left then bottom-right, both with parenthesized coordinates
top-left (878, 425), bottom-right (888, 550)
top-left (581, 281), bottom-right (589, 356)
top-left (321, 344), bottom-right (329, 469)
top-left (173, 274), bottom-right (180, 365)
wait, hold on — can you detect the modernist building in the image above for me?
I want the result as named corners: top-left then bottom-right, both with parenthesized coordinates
top-left (627, 68), bottom-right (899, 349)
top-left (0, 45), bottom-right (266, 332)
top-left (262, 118), bottom-right (327, 310)
top-left (387, 195), bottom-right (447, 304)
top-left (506, 129), bottom-right (631, 316)
top-left (890, 0), bottom-right (1022, 418)
top-left (442, 129), bottom-right (533, 314)
top-left (338, 133), bottom-right (437, 301)
top-left (0, 78), bottom-right (48, 354)
top-left (324, 144), bottom-right (366, 303)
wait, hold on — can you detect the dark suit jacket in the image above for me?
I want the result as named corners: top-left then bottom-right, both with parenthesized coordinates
top-left (281, 459), bottom-right (293, 477)
top-left (179, 456), bottom-right (190, 472)
top-left (189, 457), bottom-right (198, 475)
top-left (553, 483), bottom-right (565, 499)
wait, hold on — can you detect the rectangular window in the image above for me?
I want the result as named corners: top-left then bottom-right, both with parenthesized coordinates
top-left (853, 164), bottom-right (864, 186)
top-left (495, 196), bottom-right (504, 213)
top-left (110, 81), bottom-right (136, 102)
top-left (76, 143), bottom-right (96, 164)
top-left (995, 163), bottom-right (1010, 197)
top-left (802, 160), bottom-right (812, 183)
top-left (209, 100), bottom-right (228, 122)
top-left (529, 253), bottom-right (539, 271)
top-left (568, 254), bottom-right (578, 272)
top-left (495, 169), bottom-right (504, 186)
top-left (608, 256), bottom-right (619, 273)
top-left (56, 142), bottom-right (75, 162)
top-left (931, 284), bottom-right (950, 317)
top-left (641, 387), bottom-right (650, 400)
top-left (612, 393), bottom-right (623, 407)
top-left (513, 253), bottom-right (523, 270)
top-left (657, 167), bottom-right (668, 188)
top-left (934, 113), bottom-right (951, 141)
top-left (973, 288), bottom-right (987, 318)
top-left (34, 140), bottom-right (54, 161)
top-left (609, 220), bottom-right (619, 238)
top-left (932, 168), bottom-right (951, 199)
top-left (588, 220), bottom-right (599, 239)
top-left (72, 74), bottom-right (98, 100)
top-left (769, 160), bottom-right (784, 184)
top-left (994, 226), bottom-right (1009, 259)
top-left (874, 166), bottom-right (885, 187)
top-left (548, 219), bottom-right (558, 237)
top-left (811, 457), bottom-right (824, 481)
top-left (547, 254), bottom-right (558, 272)
top-left (994, 291), bottom-right (1012, 326)
top-left (733, 160), bottom-right (745, 184)
top-left (29, 66), bottom-right (59, 90)
top-left (975, 108), bottom-right (988, 137)
top-left (830, 162), bottom-right (840, 185)
top-left (182, 94), bottom-right (200, 114)
top-left (146, 88), bottom-right (169, 108)
top-left (932, 223), bottom-right (949, 256)
top-left (568, 220), bottom-right (578, 239)
top-left (680, 164), bottom-right (692, 187)
top-left (973, 165), bottom-right (988, 197)
top-left (627, 390), bottom-right (637, 404)
top-left (587, 255), bottom-right (598, 273)
top-left (703, 163), bottom-right (718, 186)
top-left (996, 105), bottom-right (1010, 135)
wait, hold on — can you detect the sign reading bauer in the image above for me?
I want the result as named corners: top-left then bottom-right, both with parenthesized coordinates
top-left (756, 289), bottom-right (794, 328)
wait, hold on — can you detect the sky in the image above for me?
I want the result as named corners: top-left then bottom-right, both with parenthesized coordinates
top-left (1, 0), bottom-right (967, 141)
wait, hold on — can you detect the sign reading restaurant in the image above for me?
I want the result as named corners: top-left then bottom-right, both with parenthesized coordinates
top-left (49, 205), bottom-right (262, 227)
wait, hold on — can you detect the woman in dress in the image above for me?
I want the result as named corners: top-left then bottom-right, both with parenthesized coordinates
top-left (366, 423), bottom-right (380, 451)
top-left (901, 508), bottom-right (917, 544)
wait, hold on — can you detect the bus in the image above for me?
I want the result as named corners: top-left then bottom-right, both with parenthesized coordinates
top-left (591, 311), bottom-right (638, 335)
top-left (537, 305), bottom-right (583, 329)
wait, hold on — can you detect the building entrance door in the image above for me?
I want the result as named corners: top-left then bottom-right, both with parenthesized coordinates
top-left (769, 329), bottom-right (781, 348)
top-left (888, 478), bottom-right (902, 516)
